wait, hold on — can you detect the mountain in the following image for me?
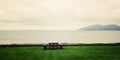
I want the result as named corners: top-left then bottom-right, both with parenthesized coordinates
top-left (79, 24), bottom-right (120, 30)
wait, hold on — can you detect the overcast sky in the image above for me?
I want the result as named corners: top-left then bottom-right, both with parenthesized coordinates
top-left (0, 0), bottom-right (120, 30)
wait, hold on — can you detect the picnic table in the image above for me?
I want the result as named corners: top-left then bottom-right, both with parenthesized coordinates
top-left (43, 43), bottom-right (63, 50)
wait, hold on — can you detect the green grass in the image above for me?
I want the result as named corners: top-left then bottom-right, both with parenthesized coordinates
top-left (0, 46), bottom-right (120, 60)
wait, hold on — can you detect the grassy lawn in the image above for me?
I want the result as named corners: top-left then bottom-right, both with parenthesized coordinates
top-left (0, 46), bottom-right (120, 60)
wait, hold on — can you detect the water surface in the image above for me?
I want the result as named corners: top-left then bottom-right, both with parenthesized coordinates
top-left (0, 30), bottom-right (120, 44)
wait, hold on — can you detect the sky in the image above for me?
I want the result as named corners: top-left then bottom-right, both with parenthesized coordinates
top-left (0, 0), bottom-right (120, 30)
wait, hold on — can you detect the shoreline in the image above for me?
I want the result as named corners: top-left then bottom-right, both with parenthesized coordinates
top-left (0, 43), bottom-right (120, 47)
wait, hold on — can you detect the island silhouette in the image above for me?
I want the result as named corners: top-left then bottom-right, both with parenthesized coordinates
top-left (79, 24), bottom-right (120, 30)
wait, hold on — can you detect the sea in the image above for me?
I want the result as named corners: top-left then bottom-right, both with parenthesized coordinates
top-left (0, 30), bottom-right (120, 44)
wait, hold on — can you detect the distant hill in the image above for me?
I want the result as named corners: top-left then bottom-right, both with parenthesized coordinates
top-left (79, 24), bottom-right (120, 30)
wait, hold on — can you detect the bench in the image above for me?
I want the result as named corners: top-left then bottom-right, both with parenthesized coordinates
top-left (43, 43), bottom-right (63, 50)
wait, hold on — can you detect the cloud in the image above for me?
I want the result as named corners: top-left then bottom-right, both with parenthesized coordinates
top-left (0, 0), bottom-right (120, 30)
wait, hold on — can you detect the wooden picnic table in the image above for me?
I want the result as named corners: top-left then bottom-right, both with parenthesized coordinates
top-left (43, 43), bottom-right (63, 50)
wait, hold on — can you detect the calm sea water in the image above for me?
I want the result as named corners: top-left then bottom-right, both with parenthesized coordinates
top-left (0, 30), bottom-right (120, 44)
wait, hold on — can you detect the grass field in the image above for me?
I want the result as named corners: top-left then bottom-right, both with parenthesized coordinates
top-left (0, 46), bottom-right (120, 60)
